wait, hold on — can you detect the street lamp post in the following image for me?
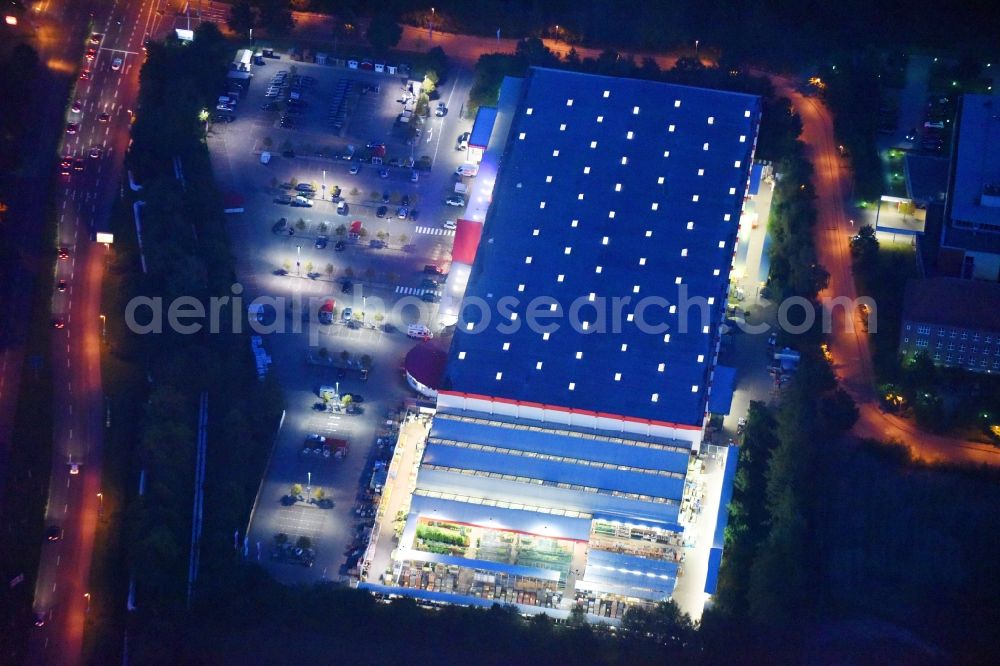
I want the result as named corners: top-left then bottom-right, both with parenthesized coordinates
top-left (428, 7), bottom-right (435, 38)
top-left (322, 170), bottom-right (326, 201)
top-left (99, 314), bottom-right (106, 338)
top-left (97, 492), bottom-right (104, 518)
top-left (296, 244), bottom-right (301, 275)
top-left (84, 592), bottom-right (91, 613)
top-left (362, 296), bottom-right (367, 324)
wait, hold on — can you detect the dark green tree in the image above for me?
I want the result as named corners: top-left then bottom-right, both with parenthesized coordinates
top-left (366, 14), bottom-right (403, 51)
top-left (227, 0), bottom-right (255, 35)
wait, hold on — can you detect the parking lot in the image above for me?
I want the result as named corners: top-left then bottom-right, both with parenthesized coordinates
top-left (209, 52), bottom-right (474, 583)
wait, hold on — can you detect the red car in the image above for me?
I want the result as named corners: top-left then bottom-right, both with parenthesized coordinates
top-left (66, 123), bottom-right (79, 134)
top-left (80, 70), bottom-right (91, 81)
top-left (85, 48), bottom-right (97, 61)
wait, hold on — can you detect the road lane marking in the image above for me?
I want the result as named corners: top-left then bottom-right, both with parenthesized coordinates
top-left (64, 503), bottom-right (68, 513)
top-left (56, 555), bottom-right (60, 566)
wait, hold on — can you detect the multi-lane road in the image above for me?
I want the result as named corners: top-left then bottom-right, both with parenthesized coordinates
top-left (27, 0), bottom-right (168, 662)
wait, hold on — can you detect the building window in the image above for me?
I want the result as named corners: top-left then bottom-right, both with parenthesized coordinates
top-left (916, 339), bottom-right (928, 348)
top-left (950, 330), bottom-right (957, 338)
top-left (961, 332), bottom-right (969, 340)
top-left (934, 353), bottom-right (941, 361)
top-left (994, 360), bottom-right (1000, 369)
top-left (948, 343), bottom-right (955, 351)
top-left (917, 325), bottom-right (931, 335)
top-left (946, 355), bottom-right (954, 363)
top-left (973, 333), bottom-right (981, 341)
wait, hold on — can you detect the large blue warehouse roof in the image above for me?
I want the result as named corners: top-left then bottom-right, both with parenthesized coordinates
top-left (444, 67), bottom-right (760, 427)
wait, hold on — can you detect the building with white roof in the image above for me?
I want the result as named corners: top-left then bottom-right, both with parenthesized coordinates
top-left (363, 67), bottom-right (760, 621)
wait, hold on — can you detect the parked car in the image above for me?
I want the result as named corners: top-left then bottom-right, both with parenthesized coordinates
top-left (111, 56), bottom-right (123, 71)
top-left (65, 123), bottom-right (79, 134)
top-left (443, 219), bottom-right (457, 230)
top-left (445, 195), bottom-right (465, 207)
top-left (315, 235), bottom-right (328, 249)
top-left (349, 164), bottom-right (361, 175)
top-left (273, 194), bottom-right (292, 204)
top-left (272, 218), bottom-right (288, 233)
top-left (376, 205), bottom-right (387, 218)
top-left (379, 168), bottom-right (389, 179)
top-left (295, 183), bottom-right (316, 192)
top-left (396, 206), bottom-right (408, 219)
top-left (292, 196), bottom-right (314, 207)
top-left (334, 240), bottom-right (346, 252)
top-left (424, 264), bottom-right (443, 274)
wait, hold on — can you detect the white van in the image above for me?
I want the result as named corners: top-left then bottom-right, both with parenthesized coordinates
top-left (260, 151), bottom-right (271, 164)
top-left (407, 324), bottom-right (432, 339)
top-left (455, 163), bottom-right (478, 177)
top-left (337, 200), bottom-right (349, 215)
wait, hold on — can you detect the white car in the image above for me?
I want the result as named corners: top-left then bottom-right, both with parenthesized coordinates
top-left (445, 195), bottom-right (465, 207)
top-left (69, 462), bottom-right (80, 475)
top-left (111, 56), bottom-right (123, 71)
top-left (443, 219), bottom-right (457, 230)
top-left (349, 164), bottom-right (360, 175)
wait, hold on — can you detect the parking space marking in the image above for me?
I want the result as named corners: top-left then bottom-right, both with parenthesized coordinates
top-left (413, 226), bottom-right (455, 236)
top-left (395, 286), bottom-right (441, 296)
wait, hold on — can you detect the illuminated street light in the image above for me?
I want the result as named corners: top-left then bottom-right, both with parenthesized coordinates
top-left (99, 314), bottom-right (106, 338)
top-left (84, 592), bottom-right (91, 613)
top-left (198, 108), bottom-right (209, 123)
top-left (4, 15), bottom-right (17, 26)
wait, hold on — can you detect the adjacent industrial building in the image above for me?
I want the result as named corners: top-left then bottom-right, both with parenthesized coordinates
top-left (940, 94), bottom-right (1000, 281)
top-left (899, 277), bottom-right (1000, 372)
top-left (363, 67), bottom-right (761, 620)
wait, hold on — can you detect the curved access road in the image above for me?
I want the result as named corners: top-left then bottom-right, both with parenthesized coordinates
top-left (774, 78), bottom-right (1000, 467)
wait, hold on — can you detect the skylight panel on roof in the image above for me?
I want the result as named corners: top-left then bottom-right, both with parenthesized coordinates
top-left (583, 166), bottom-right (590, 174)
top-left (632, 285), bottom-right (640, 294)
top-left (686, 222), bottom-right (694, 230)
top-left (698, 169), bottom-right (704, 176)
top-left (692, 195), bottom-right (699, 202)
top-left (633, 106), bottom-right (640, 114)
top-left (657, 176), bottom-right (665, 184)
top-left (495, 372), bottom-right (503, 380)
top-left (536, 361), bottom-right (543, 370)
top-left (664, 333), bottom-right (671, 342)
top-left (614, 372), bottom-right (622, 381)
top-left (595, 266), bottom-right (602, 273)
top-left (603, 90), bottom-right (610, 98)
top-left (543, 332), bottom-right (551, 340)
top-left (539, 201), bottom-right (546, 209)
top-left (533, 228), bottom-right (540, 235)
top-left (503, 342), bottom-right (510, 350)
top-left (626, 131), bottom-right (634, 139)
top-left (621, 343), bottom-right (628, 351)
top-left (608, 211), bottom-right (616, 219)
top-left (526, 108), bottom-right (533, 115)
top-left (735, 160), bottom-right (741, 168)
top-left (681, 249), bottom-right (688, 257)
top-left (674, 100), bottom-right (681, 108)
top-left (590, 141), bottom-right (597, 148)
top-left (567, 99), bottom-right (574, 106)
top-left (571, 219), bottom-right (579, 227)
top-left (621, 156), bottom-right (628, 165)
top-left (597, 115), bottom-right (604, 123)
top-left (697, 354), bottom-right (705, 362)
top-left (466, 322), bottom-right (475, 330)
top-left (615, 183), bottom-right (622, 192)
top-left (702, 326), bottom-right (710, 334)
top-left (552, 149), bottom-right (559, 157)
top-left (602, 236), bottom-right (609, 245)
top-left (669, 305), bottom-right (676, 314)
top-left (557, 274), bottom-right (565, 282)
top-left (745, 110), bottom-right (752, 117)
top-left (708, 297), bottom-right (715, 304)
top-left (663, 150), bottom-right (670, 157)
top-left (569, 382), bottom-right (576, 390)
top-left (718, 241), bottom-right (726, 248)
top-left (675, 277), bottom-right (682, 284)
top-left (576, 351), bottom-right (583, 359)
top-left (560, 123), bottom-right (566, 131)
top-left (578, 193), bottom-right (584, 200)
top-left (459, 352), bottom-right (467, 360)
top-left (519, 132), bottom-right (526, 140)
top-left (724, 213), bottom-right (731, 221)
top-left (588, 292), bottom-right (596, 301)
top-left (708, 116), bottom-right (715, 124)
top-left (703, 142), bottom-right (710, 150)
top-left (651, 202), bottom-right (659, 210)
top-left (645, 230), bottom-right (653, 237)
top-left (692, 384), bottom-right (700, 392)
top-left (668, 124), bottom-right (676, 132)
top-left (546, 176), bottom-right (552, 183)
top-left (639, 258), bottom-right (646, 265)
top-left (517, 283), bottom-right (525, 292)
top-left (729, 187), bottom-right (737, 195)
top-left (525, 256), bottom-right (533, 264)
top-left (652, 393), bottom-right (659, 402)
top-left (714, 269), bottom-right (721, 276)
top-left (657, 363), bottom-right (665, 372)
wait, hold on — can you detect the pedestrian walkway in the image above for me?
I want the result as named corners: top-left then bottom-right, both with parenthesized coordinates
top-left (413, 225), bottom-right (455, 236)
top-left (395, 285), bottom-right (439, 296)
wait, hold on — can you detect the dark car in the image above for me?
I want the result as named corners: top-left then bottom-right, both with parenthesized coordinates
top-left (45, 525), bottom-right (61, 541)
top-left (34, 612), bottom-right (46, 627)
top-left (58, 248), bottom-right (70, 260)
top-left (57, 280), bottom-right (67, 292)
top-left (334, 240), bottom-right (346, 252)
top-left (66, 123), bottom-right (79, 134)
top-left (272, 218), bottom-right (288, 233)
top-left (424, 264), bottom-right (443, 274)
top-left (421, 291), bottom-right (439, 303)
top-left (401, 194), bottom-right (410, 207)
top-left (273, 194), bottom-right (292, 204)
top-left (341, 280), bottom-right (352, 293)
top-left (295, 183), bottom-right (316, 192)
top-left (213, 113), bottom-right (235, 123)
top-left (421, 278), bottom-right (438, 289)
top-left (369, 239), bottom-right (386, 249)
top-left (315, 236), bottom-right (328, 249)
top-left (97, 112), bottom-right (110, 123)
top-left (396, 207), bottom-right (408, 219)
top-left (73, 158), bottom-right (85, 172)
top-left (345, 393), bottom-right (364, 403)
top-left (409, 209), bottom-right (420, 221)
top-left (376, 205), bottom-right (387, 218)
top-left (381, 191), bottom-right (390, 203)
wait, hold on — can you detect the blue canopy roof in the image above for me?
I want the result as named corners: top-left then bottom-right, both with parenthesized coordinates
top-left (704, 547), bottom-right (723, 595)
top-left (707, 366), bottom-right (737, 415)
top-left (748, 162), bottom-right (763, 196)
top-left (470, 106), bottom-right (499, 148)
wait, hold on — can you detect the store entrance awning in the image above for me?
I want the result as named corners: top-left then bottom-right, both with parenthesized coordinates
top-left (707, 365), bottom-right (737, 415)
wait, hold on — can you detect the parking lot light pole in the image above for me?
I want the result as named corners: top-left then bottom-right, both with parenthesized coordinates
top-left (322, 170), bottom-right (326, 200)
top-left (296, 244), bottom-right (301, 274)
